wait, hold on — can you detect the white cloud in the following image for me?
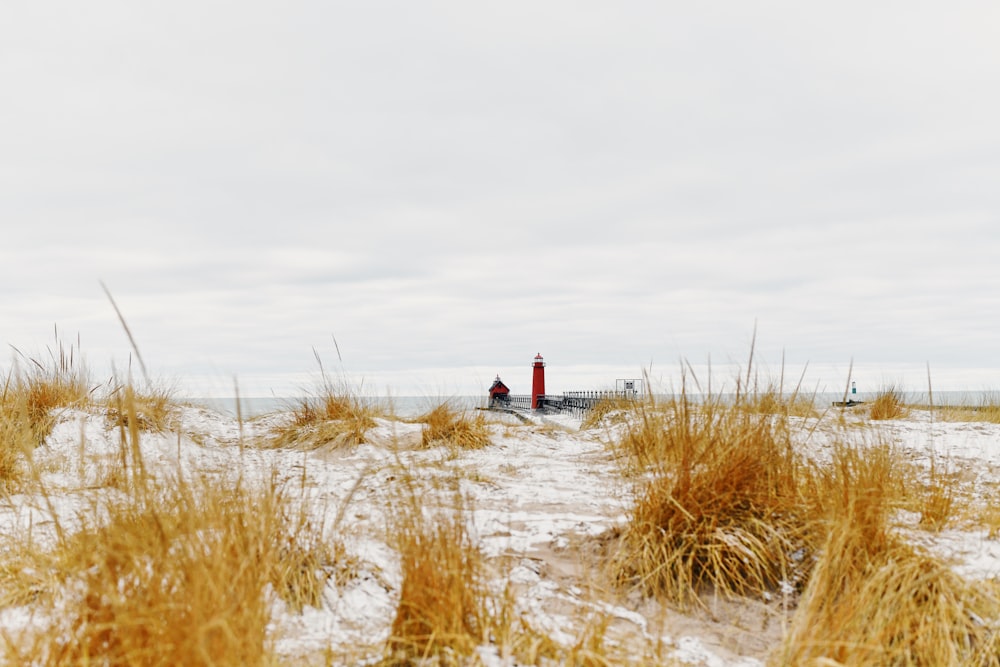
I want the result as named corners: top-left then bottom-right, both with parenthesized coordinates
top-left (3, 1), bottom-right (1000, 396)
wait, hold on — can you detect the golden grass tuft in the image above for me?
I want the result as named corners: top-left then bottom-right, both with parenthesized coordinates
top-left (104, 383), bottom-right (177, 432)
top-left (918, 481), bottom-right (955, 531)
top-left (896, 454), bottom-right (965, 532)
top-left (778, 440), bottom-right (1000, 665)
top-left (271, 386), bottom-right (378, 450)
top-left (2, 345), bottom-right (92, 430)
top-left (809, 441), bottom-right (903, 551)
top-left (610, 374), bottom-right (808, 607)
top-left (909, 455), bottom-right (959, 533)
top-left (5, 472), bottom-right (343, 666)
top-left (781, 539), bottom-right (1000, 666)
top-left (384, 487), bottom-right (488, 664)
top-left (1, 337), bottom-right (94, 489)
top-left (268, 350), bottom-right (383, 450)
top-left (418, 402), bottom-right (491, 450)
top-left (782, 538), bottom-right (1000, 665)
top-left (868, 383), bottom-right (909, 420)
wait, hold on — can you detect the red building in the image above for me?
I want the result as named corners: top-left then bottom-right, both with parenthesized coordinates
top-left (488, 375), bottom-right (510, 407)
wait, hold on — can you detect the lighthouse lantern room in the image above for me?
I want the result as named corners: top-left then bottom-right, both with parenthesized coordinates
top-left (531, 353), bottom-right (546, 409)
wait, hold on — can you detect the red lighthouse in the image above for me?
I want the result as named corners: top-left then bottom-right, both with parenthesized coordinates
top-left (531, 353), bottom-right (546, 409)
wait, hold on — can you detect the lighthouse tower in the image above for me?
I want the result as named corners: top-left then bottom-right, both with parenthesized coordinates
top-left (531, 353), bottom-right (546, 409)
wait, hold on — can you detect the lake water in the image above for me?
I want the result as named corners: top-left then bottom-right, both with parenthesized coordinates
top-left (184, 390), bottom-right (997, 419)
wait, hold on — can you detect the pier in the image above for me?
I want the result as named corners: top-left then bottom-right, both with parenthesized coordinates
top-left (487, 354), bottom-right (642, 415)
top-left (491, 390), bottom-right (638, 415)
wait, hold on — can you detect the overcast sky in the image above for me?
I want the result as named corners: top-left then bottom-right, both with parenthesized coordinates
top-left (3, 1), bottom-right (1000, 397)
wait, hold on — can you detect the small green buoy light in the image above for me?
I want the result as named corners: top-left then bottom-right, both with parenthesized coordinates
top-left (833, 381), bottom-right (862, 407)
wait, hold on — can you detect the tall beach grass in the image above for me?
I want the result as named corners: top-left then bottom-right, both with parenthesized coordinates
top-left (608, 363), bottom-right (811, 608)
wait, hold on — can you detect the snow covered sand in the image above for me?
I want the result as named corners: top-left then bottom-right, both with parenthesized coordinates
top-left (3, 402), bottom-right (1000, 664)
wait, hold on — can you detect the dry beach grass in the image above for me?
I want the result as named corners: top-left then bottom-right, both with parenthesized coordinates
top-left (3, 341), bottom-right (1000, 664)
top-left (608, 380), bottom-right (808, 608)
top-left (416, 402), bottom-right (491, 451)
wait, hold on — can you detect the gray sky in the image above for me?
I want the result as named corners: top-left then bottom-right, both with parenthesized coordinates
top-left (3, 1), bottom-right (1000, 397)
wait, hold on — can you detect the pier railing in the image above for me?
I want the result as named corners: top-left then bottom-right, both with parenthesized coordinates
top-left (493, 394), bottom-right (534, 411)
top-left (491, 390), bottom-right (639, 414)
